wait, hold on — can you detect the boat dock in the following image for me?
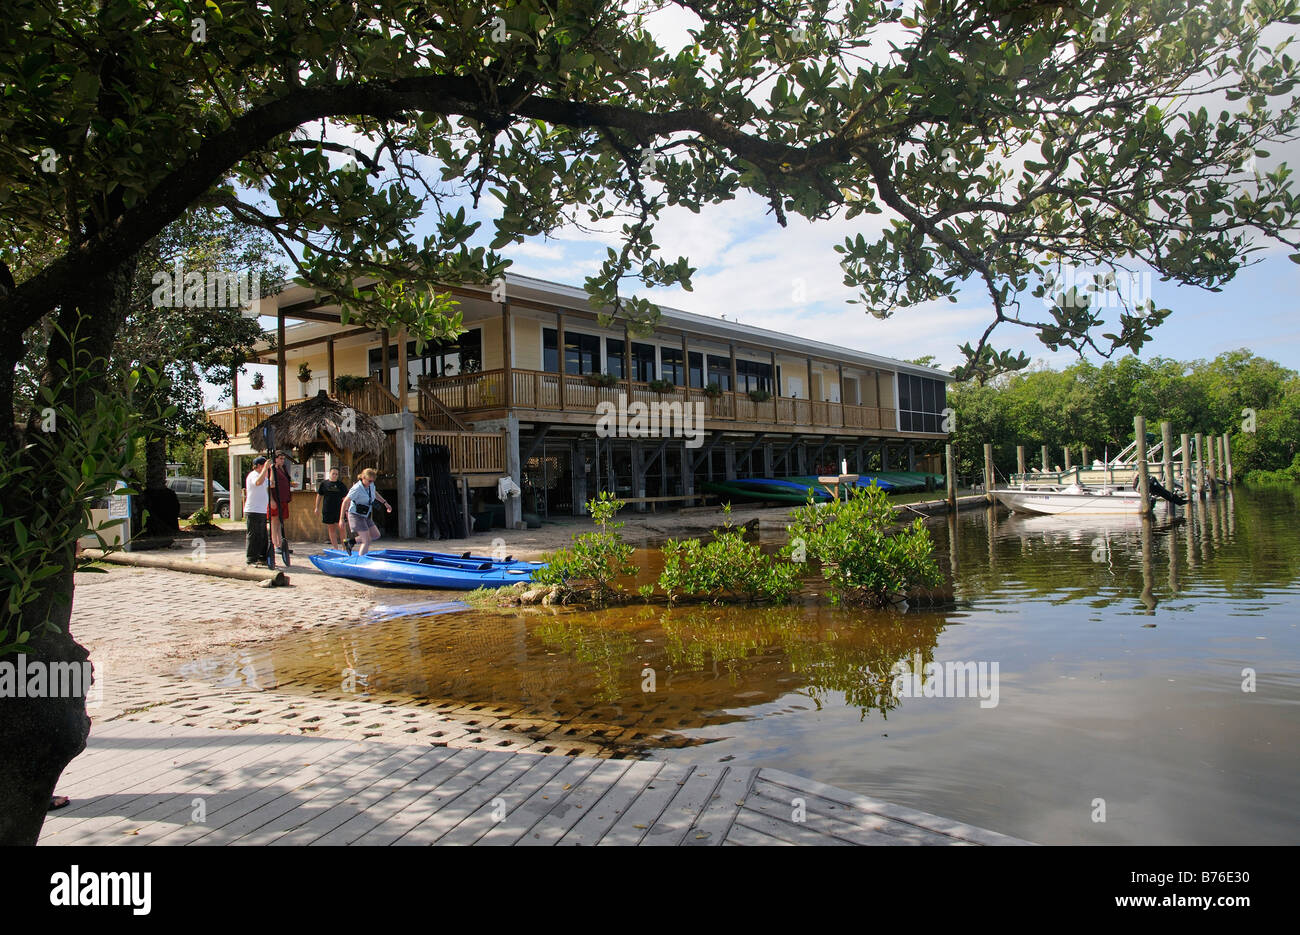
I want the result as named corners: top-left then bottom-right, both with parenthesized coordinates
top-left (39, 721), bottom-right (1031, 846)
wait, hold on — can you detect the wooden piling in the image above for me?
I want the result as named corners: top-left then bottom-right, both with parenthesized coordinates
top-left (1207, 434), bottom-right (1218, 493)
top-left (1134, 416), bottom-right (1152, 514)
top-left (1081, 446), bottom-right (1090, 468)
top-left (1160, 421), bottom-right (1176, 490)
top-left (1016, 445), bottom-right (1026, 476)
top-left (1223, 432), bottom-right (1234, 485)
top-left (1194, 432), bottom-right (1207, 497)
top-left (1063, 447), bottom-right (1072, 471)
top-left (1180, 432), bottom-right (1192, 495)
top-left (945, 443), bottom-right (957, 513)
top-left (983, 443), bottom-right (996, 505)
top-left (1040, 444), bottom-right (1049, 473)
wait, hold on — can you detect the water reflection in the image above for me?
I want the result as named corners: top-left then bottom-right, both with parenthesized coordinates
top-left (178, 486), bottom-right (1300, 843)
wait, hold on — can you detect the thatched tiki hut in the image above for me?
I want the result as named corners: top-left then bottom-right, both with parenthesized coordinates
top-left (248, 390), bottom-right (386, 542)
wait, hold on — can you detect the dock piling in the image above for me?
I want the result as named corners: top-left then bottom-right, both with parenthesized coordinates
top-left (1134, 416), bottom-right (1152, 514)
top-left (945, 444), bottom-right (957, 513)
top-left (1160, 421), bottom-right (1176, 490)
top-left (1040, 444), bottom-right (1049, 473)
top-left (1223, 432), bottom-right (1234, 485)
top-left (1016, 445), bottom-right (1026, 477)
top-left (983, 443), bottom-right (995, 505)
top-left (1195, 432), bottom-right (1207, 497)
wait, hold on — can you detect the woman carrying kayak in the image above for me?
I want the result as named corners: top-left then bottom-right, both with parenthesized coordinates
top-left (338, 467), bottom-right (392, 556)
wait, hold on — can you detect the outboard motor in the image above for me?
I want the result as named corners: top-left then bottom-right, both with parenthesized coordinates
top-left (1148, 477), bottom-right (1188, 505)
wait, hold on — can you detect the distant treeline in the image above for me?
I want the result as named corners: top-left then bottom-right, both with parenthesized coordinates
top-left (946, 350), bottom-right (1300, 484)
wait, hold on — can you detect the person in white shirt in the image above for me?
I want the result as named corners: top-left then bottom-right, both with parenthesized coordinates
top-left (244, 455), bottom-right (273, 565)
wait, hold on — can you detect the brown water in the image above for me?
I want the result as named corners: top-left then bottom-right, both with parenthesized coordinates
top-left (180, 487), bottom-right (1300, 844)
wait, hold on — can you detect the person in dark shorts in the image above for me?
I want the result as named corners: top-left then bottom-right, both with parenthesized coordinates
top-left (268, 451), bottom-right (293, 565)
top-left (315, 467), bottom-right (347, 547)
top-left (244, 455), bottom-right (272, 565)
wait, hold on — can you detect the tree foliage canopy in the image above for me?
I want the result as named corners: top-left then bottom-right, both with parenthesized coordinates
top-left (946, 348), bottom-right (1300, 479)
top-left (2, 0), bottom-right (1299, 379)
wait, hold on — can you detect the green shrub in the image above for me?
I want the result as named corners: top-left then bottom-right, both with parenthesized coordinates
top-left (787, 484), bottom-right (943, 606)
top-left (530, 492), bottom-right (634, 604)
top-left (657, 507), bottom-right (803, 604)
top-left (188, 507), bottom-right (213, 525)
top-left (1245, 452), bottom-right (1300, 485)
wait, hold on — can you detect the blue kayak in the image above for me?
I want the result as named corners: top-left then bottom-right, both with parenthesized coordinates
top-left (361, 548), bottom-right (542, 572)
top-left (310, 549), bottom-right (543, 589)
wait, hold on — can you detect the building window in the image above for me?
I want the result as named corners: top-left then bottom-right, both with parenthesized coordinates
top-left (689, 351), bottom-right (704, 388)
top-left (706, 356), bottom-right (731, 391)
top-left (661, 347), bottom-right (685, 385)
top-left (898, 374), bottom-right (947, 433)
top-left (544, 328), bottom-right (600, 375)
top-left (369, 328), bottom-right (481, 390)
top-left (632, 342), bottom-right (655, 382)
top-left (605, 337), bottom-right (624, 379)
top-left (735, 359), bottom-right (772, 394)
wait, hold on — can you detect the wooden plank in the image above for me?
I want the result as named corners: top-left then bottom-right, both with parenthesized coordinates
top-left (732, 794), bottom-right (855, 846)
top-left (756, 768), bottom-right (1033, 845)
top-left (305, 748), bottom-right (488, 846)
top-left (598, 762), bottom-right (693, 846)
top-left (724, 822), bottom-right (797, 846)
top-left (517, 758), bottom-right (635, 846)
top-left (679, 766), bottom-right (756, 847)
top-left (559, 758), bottom-right (663, 846)
top-left (43, 731), bottom-right (301, 841)
top-left (356, 750), bottom-right (516, 845)
top-left (137, 737), bottom-right (365, 846)
top-left (434, 754), bottom-right (571, 846)
top-left (749, 776), bottom-right (958, 845)
top-left (475, 756), bottom-right (602, 846)
top-left (224, 742), bottom-right (439, 845)
top-left (393, 752), bottom-right (545, 845)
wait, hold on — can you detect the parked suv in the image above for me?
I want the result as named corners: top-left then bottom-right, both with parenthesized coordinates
top-left (166, 476), bottom-right (232, 518)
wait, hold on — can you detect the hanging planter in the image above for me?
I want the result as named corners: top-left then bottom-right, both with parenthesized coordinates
top-left (297, 361), bottom-right (313, 385)
top-left (747, 389), bottom-right (771, 403)
top-left (647, 378), bottom-right (675, 394)
top-left (583, 372), bottom-right (619, 388)
top-left (702, 381), bottom-right (723, 399)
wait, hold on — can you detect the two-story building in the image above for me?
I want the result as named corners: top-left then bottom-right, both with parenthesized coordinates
top-left (209, 273), bottom-right (951, 538)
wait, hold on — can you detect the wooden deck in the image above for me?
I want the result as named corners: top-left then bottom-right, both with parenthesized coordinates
top-left (38, 722), bottom-right (1031, 846)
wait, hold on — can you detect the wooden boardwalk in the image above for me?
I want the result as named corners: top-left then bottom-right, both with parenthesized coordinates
top-left (38, 722), bottom-right (1031, 846)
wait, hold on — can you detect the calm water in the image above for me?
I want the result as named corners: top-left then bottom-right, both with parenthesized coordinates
top-left (180, 487), bottom-right (1300, 844)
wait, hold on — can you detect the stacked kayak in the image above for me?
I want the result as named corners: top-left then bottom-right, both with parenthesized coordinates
top-left (310, 548), bottom-right (544, 589)
top-left (702, 474), bottom-right (903, 504)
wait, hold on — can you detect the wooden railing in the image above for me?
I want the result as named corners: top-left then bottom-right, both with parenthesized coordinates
top-left (421, 368), bottom-right (918, 434)
top-left (337, 374), bottom-right (401, 416)
top-left (417, 383), bottom-right (470, 430)
top-left (420, 369), bottom-right (507, 411)
top-left (414, 430), bottom-right (506, 474)
top-left (208, 400), bottom-right (298, 437)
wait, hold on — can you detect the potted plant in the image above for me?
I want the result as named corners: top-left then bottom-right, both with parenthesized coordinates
top-left (648, 378), bottom-right (675, 394)
top-left (702, 381), bottom-right (723, 399)
top-left (250, 372), bottom-right (265, 391)
top-left (334, 374), bottom-right (369, 394)
top-left (747, 388), bottom-right (771, 403)
top-left (583, 372), bottom-right (619, 388)
top-left (297, 361), bottom-right (313, 388)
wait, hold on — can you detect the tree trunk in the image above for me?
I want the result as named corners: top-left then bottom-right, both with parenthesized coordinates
top-left (0, 259), bottom-right (135, 845)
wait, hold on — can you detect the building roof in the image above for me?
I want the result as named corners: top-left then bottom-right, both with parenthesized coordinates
top-left (261, 272), bottom-right (954, 382)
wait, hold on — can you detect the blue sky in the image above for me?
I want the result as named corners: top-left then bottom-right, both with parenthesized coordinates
top-left (222, 6), bottom-right (1300, 404)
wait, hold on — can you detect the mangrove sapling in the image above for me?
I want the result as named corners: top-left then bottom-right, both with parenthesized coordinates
top-left (657, 507), bottom-right (803, 605)
top-left (787, 484), bottom-right (943, 607)
top-left (530, 492), bottom-right (634, 605)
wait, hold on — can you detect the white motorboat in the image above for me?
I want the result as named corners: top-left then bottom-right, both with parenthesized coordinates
top-left (994, 483), bottom-right (1152, 516)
